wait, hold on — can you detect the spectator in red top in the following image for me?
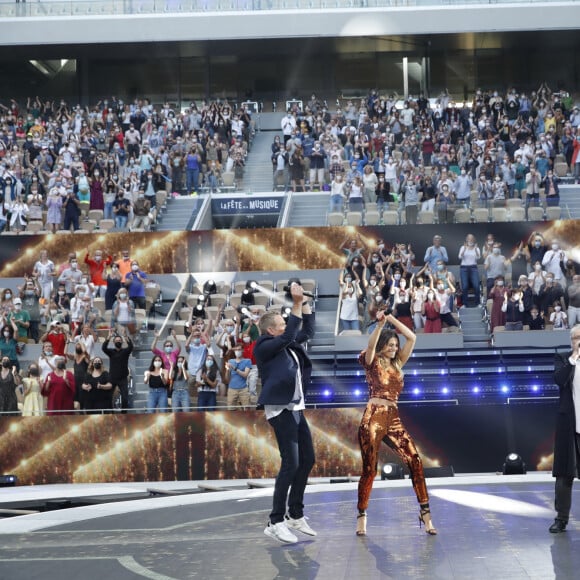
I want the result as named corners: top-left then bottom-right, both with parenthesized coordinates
top-left (240, 329), bottom-right (258, 397)
top-left (150, 329), bottom-right (182, 370)
top-left (84, 248), bottom-right (113, 298)
top-left (39, 321), bottom-right (68, 357)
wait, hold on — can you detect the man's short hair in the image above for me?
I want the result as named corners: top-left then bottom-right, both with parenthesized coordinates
top-left (258, 311), bottom-right (280, 335)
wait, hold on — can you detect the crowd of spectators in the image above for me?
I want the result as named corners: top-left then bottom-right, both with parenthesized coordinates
top-left (336, 230), bottom-right (580, 337)
top-left (270, 86), bottom-right (580, 222)
top-left (0, 96), bottom-right (254, 233)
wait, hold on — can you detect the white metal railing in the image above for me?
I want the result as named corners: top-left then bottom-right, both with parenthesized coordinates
top-left (0, 0), bottom-right (576, 19)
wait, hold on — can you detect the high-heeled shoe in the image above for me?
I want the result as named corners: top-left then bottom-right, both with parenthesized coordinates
top-left (419, 506), bottom-right (437, 535)
top-left (356, 511), bottom-right (367, 536)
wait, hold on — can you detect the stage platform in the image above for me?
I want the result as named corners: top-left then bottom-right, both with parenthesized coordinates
top-left (0, 473), bottom-right (578, 580)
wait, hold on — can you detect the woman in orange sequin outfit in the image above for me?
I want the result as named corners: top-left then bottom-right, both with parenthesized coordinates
top-left (356, 311), bottom-right (437, 536)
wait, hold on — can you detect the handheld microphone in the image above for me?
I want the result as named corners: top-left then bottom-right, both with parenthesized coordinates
top-left (283, 285), bottom-right (314, 299)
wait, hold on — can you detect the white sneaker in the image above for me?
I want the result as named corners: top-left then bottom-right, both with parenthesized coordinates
top-left (285, 516), bottom-right (317, 537)
top-left (264, 521), bottom-right (298, 544)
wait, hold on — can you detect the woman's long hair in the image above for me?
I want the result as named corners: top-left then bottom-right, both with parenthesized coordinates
top-left (375, 328), bottom-right (402, 373)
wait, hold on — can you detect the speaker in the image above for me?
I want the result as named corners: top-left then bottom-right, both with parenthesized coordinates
top-left (424, 466), bottom-right (455, 478)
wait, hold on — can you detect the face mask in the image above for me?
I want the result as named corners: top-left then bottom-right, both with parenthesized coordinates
top-left (75, 347), bottom-right (83, 354)
top-left (5, 293), bottom-right (11, 300)
top-left (234, 351), bottom-right (242, 358)
top-left (468, 242), bottom-right (475, 247)
top-left (93, 362), bottom-right (102, 369)
top-left (437, 284), bottom-right (444, 290)
top-left (70, 262), bottom-right (78, 269)
top-left (497, 281), bottom-right (504, 287)
top-left (552, 244), bottom-right (559, 251)
top-left (3, 332), bottom-right (10, 338)
top-left (353, 262), bottom-right (360, 267)
top-left (378, 244), bottom-right (384, 250)
top-left (153, 361), bottom-right (162, 368)
top-left (164, 346), bottom-right (173, 353)
top-left (243, 337), bottom-right (251, 344)
top-left (2, 361), bottom-right (10, 368)
top-left (193, 338), bottom-right (201, 346)
top-left (114, 341), bottom-right (122, 348)
top-left (427, 293), bottom-right (435, 300)
top-left (394, 274), bottom-right (402, 281)
top-left (119, 294), bottom-right (127, 300)
top-left (57, 362), bottom-right (66, 370)
top-left (205, 360), bottom-right (214, 368)
top-left (555, 306), bottom-right (561, 312)
top-left (493, 248), bottom-right (500, 255)
top-left (370, 280), bottom-right (377, 286)
top-left (132, 265), bottom-right (139, 271)
top-left (437, 265), bottom-right (444, 271)
top-left (14, 304), bottom-right (22, 311)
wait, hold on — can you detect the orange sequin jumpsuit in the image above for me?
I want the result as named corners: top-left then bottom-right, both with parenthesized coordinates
top-left (357, 350), bottom-right (429, 512)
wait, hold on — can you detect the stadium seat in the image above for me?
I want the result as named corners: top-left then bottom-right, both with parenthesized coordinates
top-left (553, 162), bottom-right (569, 178)
top-left (509, 207), bottom-right (526, 222)
top-left (527, 206), bottom-right (545, 221)
top-left (454, 208), bottom-right (471, 223)
top-left (545, 206), bottom-right (562, 220)
top-left (327, 212), bottom-right (344, 226)
top-left (346, 211), bottom-right (363, 226)
top-left (382, 210), bottom-right (399, 225)
top-left (491, 207), bottom-right (508, 222)
top-left (364, 210), bottom-right (380, 225)
top-left (98, 219), bottom-right (115, 232)
top-left (506, 198), bottom-right (523, 208)
top-left (418, 210), bottom-right (435, 224)
top-left (473, 208), bottom-right (490, 223)
top-left (88, 209), bottom-right (104, 224)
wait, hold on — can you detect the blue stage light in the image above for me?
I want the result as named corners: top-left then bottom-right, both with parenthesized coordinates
top-left (441, 386), bottom-right (449, 395)
top-left (323, 389), bottom-right (332, 397)
top-left (412, 387), bottom-right (420, 396)
top-left (354, 389), bottom-right (362, 397)
top-left (501, 385), bottom-right (510, 393)
top-left (470, 368), bottom-right (475, 374)
top-left (472, 386), bottom-right (480, 394)
top-left (531, 385), bottom-right (539, 393)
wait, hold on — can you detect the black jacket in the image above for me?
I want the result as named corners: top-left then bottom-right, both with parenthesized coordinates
top-left (254, 313), bottom-right (314, 408)
top-left (553, 352), bottom-right (579, 478)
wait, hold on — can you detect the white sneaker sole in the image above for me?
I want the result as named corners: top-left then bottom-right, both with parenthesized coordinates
top-left (264, 526), bottom-right (297, 544)
top-left (286, 519), bottom-right (317, 537)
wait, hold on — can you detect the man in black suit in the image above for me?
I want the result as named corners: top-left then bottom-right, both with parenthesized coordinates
top-left (254, 282), bottom-right (316, 544)
top-left (550, 324), bottom-right (580, 533)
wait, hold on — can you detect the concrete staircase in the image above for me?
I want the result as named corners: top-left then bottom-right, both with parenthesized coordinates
top-left (310, 296), bottom-right (339, 354)
top-left (241, 130), bottom-right (278, 193)
top-left (285, 192), bottom-right (331, 227)
top-left (458, 305), bottom-right (489, 348)
top-left (559, 184), bottom-right (580, 219)
top-left (155, 196), bottom-right (202, 231)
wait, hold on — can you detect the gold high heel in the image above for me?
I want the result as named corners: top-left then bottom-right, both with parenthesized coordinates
top-left (419, 506), bottom-right (437, 535)
top-left (356, 511), bottom-right (367, 536)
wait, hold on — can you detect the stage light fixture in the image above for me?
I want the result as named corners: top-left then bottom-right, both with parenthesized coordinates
top-left (241, 288), bottom-right (255, 306)
top-left (531, 385), bottom-right (539, 393)
top-left (472, 386), bottom-right (480, 394)
top-left (381, 463), bottom-right (405, 480)
top-left (503, 453), bottom-right (526, 475)
top-left (412, 387), bottom-right (420, 396)
top-left (203, 280), bottom-right (217, 295)
top-left (501, 385), bottom-right (510, 394)
top-left (441, 387), bottom-right (449, 395)
top-left (0, 474), bottom-right (17, 487)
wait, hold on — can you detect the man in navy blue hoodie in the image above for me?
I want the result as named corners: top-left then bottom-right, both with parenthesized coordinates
top-left (255, 282), bottom-right (316, 544)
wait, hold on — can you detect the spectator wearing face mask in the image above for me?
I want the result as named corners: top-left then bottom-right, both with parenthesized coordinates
top-left (8, 297), bottom-right (30, 343)
top-left (542, 241), bottom-right (567, 288)
top-left (339, 278), bottom-right (362, 332)
top-left (484, 243), bottom-right (511, 296)
top-left (151, 329), bottom-right (182, 370)
top-left (42, 355), bottom-right (75, 416)
top-left (111, 288), bottom-right (136, 336)
top-left (122, 261), bottom-right (147, 310)
top-left (185, 329), bottom-right (208, 378)
top-left (550, 301), bottom-right (568, 330)
top-left (0, 355), bottom-right (20, 415)
top-left (431, 273), bottom-right (459, 330)
top-left (58, 257), bottom-right (83, 298)
top-left (488, 276), bottom-right (508, 332)
top-left (145, 355), bottom-right (170, 413)
top-left (539, 275), bottom-right (566, 319)
top-left (170, 356), bottom-right (191, 412)
top-left (224, 346), bottom-right (251, 409)
top-left (422, 288), bottom-right (441, 334)
top-left (197, 354), bottom-right (219, 411)
top-left (21, 363), bottom-right (43, 416)
top-left (81, 357), bottom-right (113, 413)
top-left (102, 330), bottom-right (133, 413)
